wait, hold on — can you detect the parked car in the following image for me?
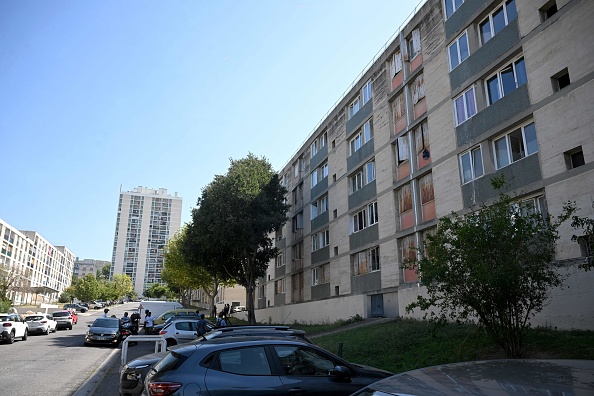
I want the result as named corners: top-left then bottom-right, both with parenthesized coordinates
top-left (25, 313), bottom-right (57, 335)
top-left (52, 310), bottom-right (75, 330)
top-left (84, 317), bottom-right (123, 347)
top-left (63, 303), bottom-right (88, 313)
top-left (0, 313), bottom-right (28, 344)
top-left (350, 359), bottom-right (594, 395)
top-left (159, 318), bottom-right (201, 347)
top-left (143, 337), bottom-right (392, 396)
top-left (93, 301), bottom-right (105, 309)
top-left (152, 315), bottom-right (212, 334)
top-left (153, 309), bottom-right (199, 326)
top-left (231, 305), bottom-right (246, 313)
top-left (121, 326), bottom-right (311, 396)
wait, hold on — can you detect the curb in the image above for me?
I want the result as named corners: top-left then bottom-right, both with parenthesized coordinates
top-left (72, 348), bottom-right (120, 396)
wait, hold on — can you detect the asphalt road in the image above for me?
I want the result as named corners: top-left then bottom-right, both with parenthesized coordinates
top-left (0, 302), bottom-right (143, 396)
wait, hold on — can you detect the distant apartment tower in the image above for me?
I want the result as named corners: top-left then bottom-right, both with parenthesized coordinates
top-left (110, 187), bottom-right (182, 295)
top-left (73, 258), bottom-right (110, 278)
top-left (0, 218), bottom-right (75, 304)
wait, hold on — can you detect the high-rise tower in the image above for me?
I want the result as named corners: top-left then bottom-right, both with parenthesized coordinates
top-left (111, 186), bottom-right (182, 295)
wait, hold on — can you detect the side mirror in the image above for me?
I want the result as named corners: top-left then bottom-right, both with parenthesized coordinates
top-left (330, 365), bottom-right (352, 378)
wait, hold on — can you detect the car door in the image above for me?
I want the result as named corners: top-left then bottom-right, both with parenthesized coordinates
top-left (204, 345), bottom-right (286, 395)
top-left (272, 344), bottom-right (366, 396)
top-left (11, 315), bottom-right (25, 337)
top-left (173, 321), bottom-right (197, 343)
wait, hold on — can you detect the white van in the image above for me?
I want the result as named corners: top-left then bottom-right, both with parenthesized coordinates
top-left (137, 301), bottom-right (183, 319)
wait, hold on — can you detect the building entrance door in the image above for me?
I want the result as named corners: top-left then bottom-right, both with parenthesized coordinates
top-left (370, 294), bottom-right (384, 317)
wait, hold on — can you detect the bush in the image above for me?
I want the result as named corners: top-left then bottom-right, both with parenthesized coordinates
top-left (0, 299), bottom-right (12, 313)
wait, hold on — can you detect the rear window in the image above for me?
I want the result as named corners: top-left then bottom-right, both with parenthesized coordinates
top-left (0, 316), bottom-right (10, 322)
top-left (26, 316), bottom-right (44, 321)
top-left (53, 312), bottom-right (71, 317)
top-left (153, 351), bottom-right (189, 374)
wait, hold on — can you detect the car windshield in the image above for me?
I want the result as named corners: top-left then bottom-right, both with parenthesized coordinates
top-left (26, 316), bottom-right (44, 321)
top-left (92, 319), bottom-right (119, 328)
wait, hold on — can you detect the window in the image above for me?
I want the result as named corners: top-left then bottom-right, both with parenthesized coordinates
top-left (275, 279), bottom-right (286, 294)
top-left (460, 146), bottom-right (484, 183)
top-left (352, 202), bottom-right (378, 233)
top-left (479, 0), bottom-right (517, 45)
top-left (350, 160), bottom-right (375, 194)
top-left (321, 263), bottom-right (330, 284)
top-left (398, 184), bottom-right (413, 213)
top-left (493, 122), bottom-right (538, 169)
top-left (551, 68), bottom-right (570, 92)
top-left (348, 96), bottom-right (360, 119)
top-left (258, 285), bottom-right (265, 299)
top-left (349, 120), bottom-right (373, 155)
top-left (415, 122), bottom-right (430, 157)
top-left (396, 135), bottom-right (410, 165)
top-left (390, 50), bottom-right (403, 77)
top-left (352, 246), bottom-right (380, 276)
top-left (486, 57), bottom-right (527, 105)
top-left (293, 157), bottom-right (303, 178)
top-left (219, 347), bottom-right (271, 375)
top-left (540, 1), bottom-right (557, 21)
top-left (277, 224), bottom-right (287, 241)
top-left (564, 147), bottom-right (585, 170)
top-left (310, 162), bottom-right (328, 188)
top-left (393, 93), bottom-right (406, 121)
top-left (401, 235), bottom-right (417, 263)
top-left (273, 345), bottom-right (339, 376)
top-left (411, 74), bottom-right (425, 105)
top-left (419, 173), bottom-right (435, 205)
top-left (408, 28), bottom-right (421, 59)
top-left (310, 195), bottom-right (328, 220)
top-left (362, 80), bottom-right (373, 105)
top-left (311, 132), bottom-right (327, 158)
top-left (312, 267), bottom-right (319, 286)
top-left (292, 212), bottom-right (303, 232)
top-left (276, 251), bottom-right (286, 268)
top-left (311, 230), bottom-right (329, 252)
top-left (448, 32), bottom-right (469, 70)
top-left (445, 0), bottom-right (464, 19)
top-left (454, 86), bottom-right (477, 125)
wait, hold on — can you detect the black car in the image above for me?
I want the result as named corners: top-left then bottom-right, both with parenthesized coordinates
top-left (121, 326), bottom-right (313, 396)
top-left (84, 317), bottom-right (122, 347)
top-left (141, 337), bottom-right (391, 396)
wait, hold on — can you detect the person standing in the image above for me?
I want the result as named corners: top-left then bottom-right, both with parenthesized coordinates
top-left (144, 311), bottom-right (155, 335)
top-left (195, 314), bottom-right (208, 337)
top-left (216, 311), bottom-right (227, 328)
top-left (102, 308), bottom-right (110, 318)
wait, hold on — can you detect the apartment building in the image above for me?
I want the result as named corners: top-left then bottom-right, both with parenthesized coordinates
top-left (110, 186), bottom-right (182, 296)
top-left (73, 258), bottom-right (110, 278)
top-left (256, 0), bottom-right (594, 329)
top-left (0, 218), bottom-right (75, 304)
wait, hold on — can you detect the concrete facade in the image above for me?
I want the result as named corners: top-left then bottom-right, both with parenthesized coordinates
top-left (0, 218), bottom-right (75, 304)
top-left (110, 187), bottom-right (182, 296)
top-left (255, 0), bottom-right (594, 330)
top-left (73, 258), bottom-right (110, 278)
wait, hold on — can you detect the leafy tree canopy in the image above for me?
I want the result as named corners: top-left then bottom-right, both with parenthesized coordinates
top-left (184, 153), bottom-right (289, 324)
top-left (405, 177), bottom-right (575, 357)
top-left (570, 201), bottom-right (594, 271)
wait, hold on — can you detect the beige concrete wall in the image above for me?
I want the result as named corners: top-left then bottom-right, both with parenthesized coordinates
top-left (523, 1), bottom-right (594, 104)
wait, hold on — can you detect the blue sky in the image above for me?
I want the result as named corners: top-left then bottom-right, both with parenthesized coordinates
top-left (0, 1), bottom-right (422, 261)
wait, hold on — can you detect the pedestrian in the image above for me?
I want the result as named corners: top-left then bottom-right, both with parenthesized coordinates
top-left (223, 304), bottom-right (230, 317)
top-left (130, 310), bottom-right (141, 334)
top-left (195, 313), bottom-right (208, 337)
top-left (211, 305), bottom-right (217, 318)
top-left (102, 308), bottom-right (109, 318)
top-left (215, 311), bottom-right (227, 328)
top-left (121, 312), bottom-right (130, 323)
top-left (145, 311), bottom-right (155, 335)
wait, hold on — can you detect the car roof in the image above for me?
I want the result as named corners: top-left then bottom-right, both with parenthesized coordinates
top-left (359, 359), bottom-right (594, 395)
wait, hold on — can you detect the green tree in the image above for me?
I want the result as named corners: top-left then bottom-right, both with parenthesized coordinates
top-left (144, 283), bottom-right (169, 299)
top-left (58, 286), bottom-right (76, 303)
top-left (73, 274), bottom-right (101, 302)
top-left (112, 274), bottom-right (134, 300)
top-left (163, 227), bottom-right (233, 309)
top-left (185, 154), bottom-right (289, 324)
top-left (405, 177), bottom-right (575, 357)
top-left (97, 263), bottom-right (111, 280)
top-left (570, 201), bottom-right (594, 271)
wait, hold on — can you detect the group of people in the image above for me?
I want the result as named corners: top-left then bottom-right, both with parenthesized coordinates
top-left (102, 307), bottom-right (151, 334)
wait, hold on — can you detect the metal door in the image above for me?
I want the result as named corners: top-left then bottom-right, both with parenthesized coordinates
top-left (370, 294), bottom-right (384, 317)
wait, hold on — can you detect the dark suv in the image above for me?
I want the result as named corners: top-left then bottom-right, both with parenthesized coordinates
top-left (120, 326), bottom-right (312, 396)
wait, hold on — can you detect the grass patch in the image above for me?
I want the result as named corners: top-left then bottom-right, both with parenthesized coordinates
top-left (311, 319), bottom-right (594, 374)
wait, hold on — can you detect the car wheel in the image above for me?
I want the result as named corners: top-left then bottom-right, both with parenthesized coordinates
top-left (22, 329), bottom-right (28, 341)
top-left (166, 338), bottom-right (177, 347)
top-left (69, 324), bottom-right (73, 330)
top-left (6, 331), bottom-right (14, 344)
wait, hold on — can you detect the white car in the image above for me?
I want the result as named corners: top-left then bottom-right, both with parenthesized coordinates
top-left (25, 313), bottom-right (57, 335)
top-left (158, 318), bottom-right (200, 347)
top-left (0, 313), bottom-right (28, 344)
